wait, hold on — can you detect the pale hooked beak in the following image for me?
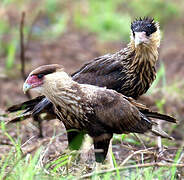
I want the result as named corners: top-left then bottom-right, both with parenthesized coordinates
top-left (23, 82), bottom-right (32, 94)
top-left (134, 32), bottom-right (148, 47)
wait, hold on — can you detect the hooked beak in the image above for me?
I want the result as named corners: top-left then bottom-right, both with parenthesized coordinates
top-left (23, 82), bottom-right (32, 94)
top-left (134, 32), bottom-right (148, 47)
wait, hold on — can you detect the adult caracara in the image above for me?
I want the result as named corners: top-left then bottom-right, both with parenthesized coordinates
top-left (8, 17), bottom-right (161, 134)
top-left (22, 64), bottom-right (176, 163)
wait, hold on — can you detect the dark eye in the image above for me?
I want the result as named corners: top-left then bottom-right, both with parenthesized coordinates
top-left (146, 31), bottom-right (151, 36)
top-left (37, 74), bottom-right (44, 79)
top-left (132, 31), bottom-right (135, 37)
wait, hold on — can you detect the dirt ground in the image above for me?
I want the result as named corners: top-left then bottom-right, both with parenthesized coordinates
top-left (0, 16), bottom-right (184, 173)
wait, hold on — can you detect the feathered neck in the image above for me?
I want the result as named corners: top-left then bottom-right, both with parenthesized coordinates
top-left (41, 71), bottom-right (86, 126)
top-left (129, 26), bottom-right (160, 68)
top-left (128, 25), bottom-right (160, 70)
top-left (41, 71), bottom-right (75, 102)
top-left (118, 28), bottom-right (160, 98)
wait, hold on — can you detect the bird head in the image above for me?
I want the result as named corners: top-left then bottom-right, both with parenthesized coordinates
top-left (23, 64), bottom-right (64, 94)
top-left (131, 17), bottom-right (160, 48)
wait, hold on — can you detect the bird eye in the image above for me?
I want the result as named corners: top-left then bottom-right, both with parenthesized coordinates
top-left (37, 74), bottom-right (44, 79)
top-left (132, 31), bottom-right (135, 37)
top-left (146, 31), bottom-right (151, 36)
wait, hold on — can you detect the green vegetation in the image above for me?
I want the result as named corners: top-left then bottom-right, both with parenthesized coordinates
top-left (1, 0), bottom-right (182, 69)
top-left (126, 0), bottom-right (181, 24)
top-left (74, 0), bottom-right (131, 41)
top-left (148, 62), bottom-right (166, 95)
top-left (5, 38), bottom-right (17, 69)
top-left (0, 0), bottom-right (184, 179)
top-left (0, 121), bottom-right (182, 179)
top-left (73, 0), bottom-right (182, 41)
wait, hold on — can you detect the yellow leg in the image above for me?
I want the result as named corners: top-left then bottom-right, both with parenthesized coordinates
top-left (94, 139), bottom-right (114, 172)
top-left (81, 135), bottom-right (92, 153)
top-left (106, 139), bottom-right (114, 168)
top-left (77, 135), bottom-right (115, 170)
top-left (80, 135), bottom-right (93, 162)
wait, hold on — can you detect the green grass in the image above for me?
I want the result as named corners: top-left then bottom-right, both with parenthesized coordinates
top-left (0, 0), bottom-right (68, 70)
top-left (0, 120), bottom-right (182, 180)
top-left (148, 62), bottom-right (166, 95)
top-left (74, 0), bottom-right (131, 42)
top-left (1, 0), bottom-right (182, 69)
top-left (125, 0), bottom-right (182, 25)
top-left (1, 149), bottom-right (182, 180)
top-left (73, 0), bottom-right (182, 42)
top-left (5, 38), bottom-right (17, 69)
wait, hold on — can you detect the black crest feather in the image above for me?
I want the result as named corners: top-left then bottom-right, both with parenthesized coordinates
top-left (131, 17), bottom-right (157, 36)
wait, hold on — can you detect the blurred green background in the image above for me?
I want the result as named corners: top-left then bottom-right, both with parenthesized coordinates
top-left (0, 0), bottom-right (183, 68)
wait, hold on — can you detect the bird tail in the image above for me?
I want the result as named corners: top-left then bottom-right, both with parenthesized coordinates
top-left (143, 110), bottom-right (176, 123)
top-left (142, 111), bottom-right (176, 140)
top-left (6, 96), bottom-right (55, 124)
top-left (7, 96), bottom-right (45, 113)
top-left (6, 97), bottom-right (41, 123)
top-left (139, 108), bottom-right (176, 140)
top-left (127, 97), bottom-right (176, 124)
top-left (6, 112), bottom-right (32, 124)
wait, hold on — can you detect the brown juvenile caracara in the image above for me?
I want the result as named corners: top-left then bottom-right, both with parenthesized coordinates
top-left (8, 17), bottom-right (161, 138)
top-left (22, 64), bottom-right (176, 163)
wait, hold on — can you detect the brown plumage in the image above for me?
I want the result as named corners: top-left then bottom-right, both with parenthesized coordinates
top-left (8, 17), bottom-right (161, 138)
top-left (22, 65), bottom-right (176, 162)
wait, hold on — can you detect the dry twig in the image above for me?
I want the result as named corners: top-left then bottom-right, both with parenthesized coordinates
top-left (20, 12), bottom-right (26, 80)
top-left (120, 148), bottom-right (155, 166)
top-left (133, 133), bottom-right (146, 149)
top-left (20, 11), bottom-right (31, 99)
top-left (79, 162), bottom-right (184, 179)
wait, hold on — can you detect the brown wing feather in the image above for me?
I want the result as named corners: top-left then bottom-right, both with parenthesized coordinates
top-left (92, 89), bottom-right (153, 134)
top-left (72, 54), bottom-right (127, 91)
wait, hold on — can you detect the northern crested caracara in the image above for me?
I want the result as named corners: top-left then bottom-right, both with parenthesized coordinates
top-left (22, 64), bottom-right (176, 163)
top-left (8, 18), bottom-right (161, 139)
